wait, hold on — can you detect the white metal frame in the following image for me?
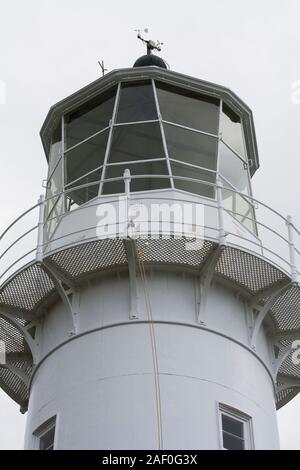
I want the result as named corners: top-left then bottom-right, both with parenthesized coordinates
top-left (217, 402), bottom-right (254, 450)
top-left (32, 414), bottom-right (57, 450)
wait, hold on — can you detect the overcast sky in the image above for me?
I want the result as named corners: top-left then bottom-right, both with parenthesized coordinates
top-left (0, 0), bottom-right (299, 449)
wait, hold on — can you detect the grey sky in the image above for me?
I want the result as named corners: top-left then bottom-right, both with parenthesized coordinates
top-left (0, 0), bottom-right (299, 449)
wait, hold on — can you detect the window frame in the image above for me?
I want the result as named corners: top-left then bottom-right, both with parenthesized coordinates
top-left (217, 403), bottom-right (254, 450)
top-left (33, 415), bottom-right (57, 450)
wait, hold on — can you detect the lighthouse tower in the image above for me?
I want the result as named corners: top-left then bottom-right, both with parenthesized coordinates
top-left (0, 43), bottom-right (300, 450)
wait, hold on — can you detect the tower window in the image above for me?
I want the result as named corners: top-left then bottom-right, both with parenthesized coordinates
top-left (219, 404), bottom-right (253, 450)
top-left (39, 426), bottom-right (55, 450)
top-left (33, 416), bottom-right (56, 450)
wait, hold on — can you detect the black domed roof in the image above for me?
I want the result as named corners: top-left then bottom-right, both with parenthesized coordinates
top-left (133, 54), bottom-right (167, 69)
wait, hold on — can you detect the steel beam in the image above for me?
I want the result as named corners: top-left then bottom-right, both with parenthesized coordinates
top-left (0, 311), bottom-right (37, 363)
top-left (124, 239), bottom-right (140, 320)
top-left (41, 261), bottom-right (78, 335)
top-left (250, 282), bottom-right (292, 350)
top-left (196, 244), bottom-right (225, 325)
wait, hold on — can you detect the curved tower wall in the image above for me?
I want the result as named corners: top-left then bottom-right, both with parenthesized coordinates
top-left (24, 271), bottom-right (280, 449)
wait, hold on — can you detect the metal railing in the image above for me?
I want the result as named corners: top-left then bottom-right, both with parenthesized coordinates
top-left (0, 172), bottom-right (299, 286)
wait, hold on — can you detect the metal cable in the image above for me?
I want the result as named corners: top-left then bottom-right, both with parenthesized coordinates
top-left (133, 241), bottom-right (163, 450)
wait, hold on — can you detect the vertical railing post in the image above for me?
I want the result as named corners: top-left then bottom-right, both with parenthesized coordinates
top-left (36, 195), bottom-right (45, 262)
top-left (123, 169), bottom-right (131, 238)
top-left (216, 176), bottom-right (227, 246)
top-left (286, 215), bottom-right (298, 283)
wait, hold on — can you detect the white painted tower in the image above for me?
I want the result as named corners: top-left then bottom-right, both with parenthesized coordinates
top-left (0, 51), bottom-right (300, 450)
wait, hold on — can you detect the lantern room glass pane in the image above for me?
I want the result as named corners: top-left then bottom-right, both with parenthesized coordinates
top-left (45, 195), bottom-right (64, 241)
top-left (108, 123), bottom-right (165, 163)
top-left (116, 81), bottom-right (157, 123)
top-left (66, 171), bottom-right (101, 208)
top-left (171, 161), bottom-right (215, 198)
top-left (102, 160), bottom-right (170, 194)
top-left (156, 82), bottom-right (220, 134)
top-left (46, 157), bottom-right (63, 218)
top-left (164, 123), bottom-right (218, 170)
top-left (221, 103), bottom-right (246, 160)
top-left (48, 123), bottom-right (63, 177)
top-left (64, 87), bottom-right (116, 149)
top-left (222, 180), bottom-right (257, 234)
top-left (65, 130), bottom-right (108, 186)
top-left (219, 142), bottom-right (250, 195)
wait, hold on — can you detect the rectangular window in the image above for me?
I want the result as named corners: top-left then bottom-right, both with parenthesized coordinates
top-left (40, 427), bottom-right (55, 450)
top-left (33, 416), bottom-right (56, 450)
top-left (219, 404), bottom-right (253, 450)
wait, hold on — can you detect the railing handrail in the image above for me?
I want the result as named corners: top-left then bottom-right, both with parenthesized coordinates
top-left (0, 173), bottom-right (299, 284)
top-left (1, 175), bottom-right (298, 238)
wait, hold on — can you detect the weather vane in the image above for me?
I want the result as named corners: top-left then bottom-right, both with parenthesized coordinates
top-left (135, 28), bottom-right (164, 55)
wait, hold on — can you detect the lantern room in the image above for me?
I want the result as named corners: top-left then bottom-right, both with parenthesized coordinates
top-left (41, 67), bottom-right (259, 243)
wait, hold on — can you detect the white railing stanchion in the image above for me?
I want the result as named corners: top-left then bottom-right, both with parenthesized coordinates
top-left (286, 215), bottom-right (298, 283)
top-left (36, 195), bottom-right (45, 262)
top-left (216, 176), bottom-right (227, 246)
top-left (123, 169), bottom-right (131, 239)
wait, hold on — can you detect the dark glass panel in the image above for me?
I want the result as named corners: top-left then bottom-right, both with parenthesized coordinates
top-left (223, 432), bottom-right (245, 450)
top-left (40, 427), bottom-right (55, 450)
top-left (102, 161), bottom-right (170, 194)
top-left (221, 103), bottom-right (246, 159)
top-left (222, 415), bottom-right (244, 437)
top-left (156, 82), bottom-right (219, 134)
top-left (66, 172), bottom-right (101, 208)
top-left (116, 81), bottom-right (157, 123)
top-left (65, 87), bottom-right (116, 148)
top-left (219, 142), bottom-right (250, 194)
top-left (65, 130), bottom-right (108, 186)
top-left (164, 124), bottom-right (218, 170)
top-left (171, 161), bottom-right (215, 198)
top-left (108, 123), bottom-right (165, 163)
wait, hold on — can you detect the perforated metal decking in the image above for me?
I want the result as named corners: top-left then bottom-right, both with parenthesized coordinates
top-left (0, 236), bottom-right (299, 410)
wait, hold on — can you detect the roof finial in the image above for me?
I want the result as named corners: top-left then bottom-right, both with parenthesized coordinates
top-left (135, 28), bottom-right (163, 55)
